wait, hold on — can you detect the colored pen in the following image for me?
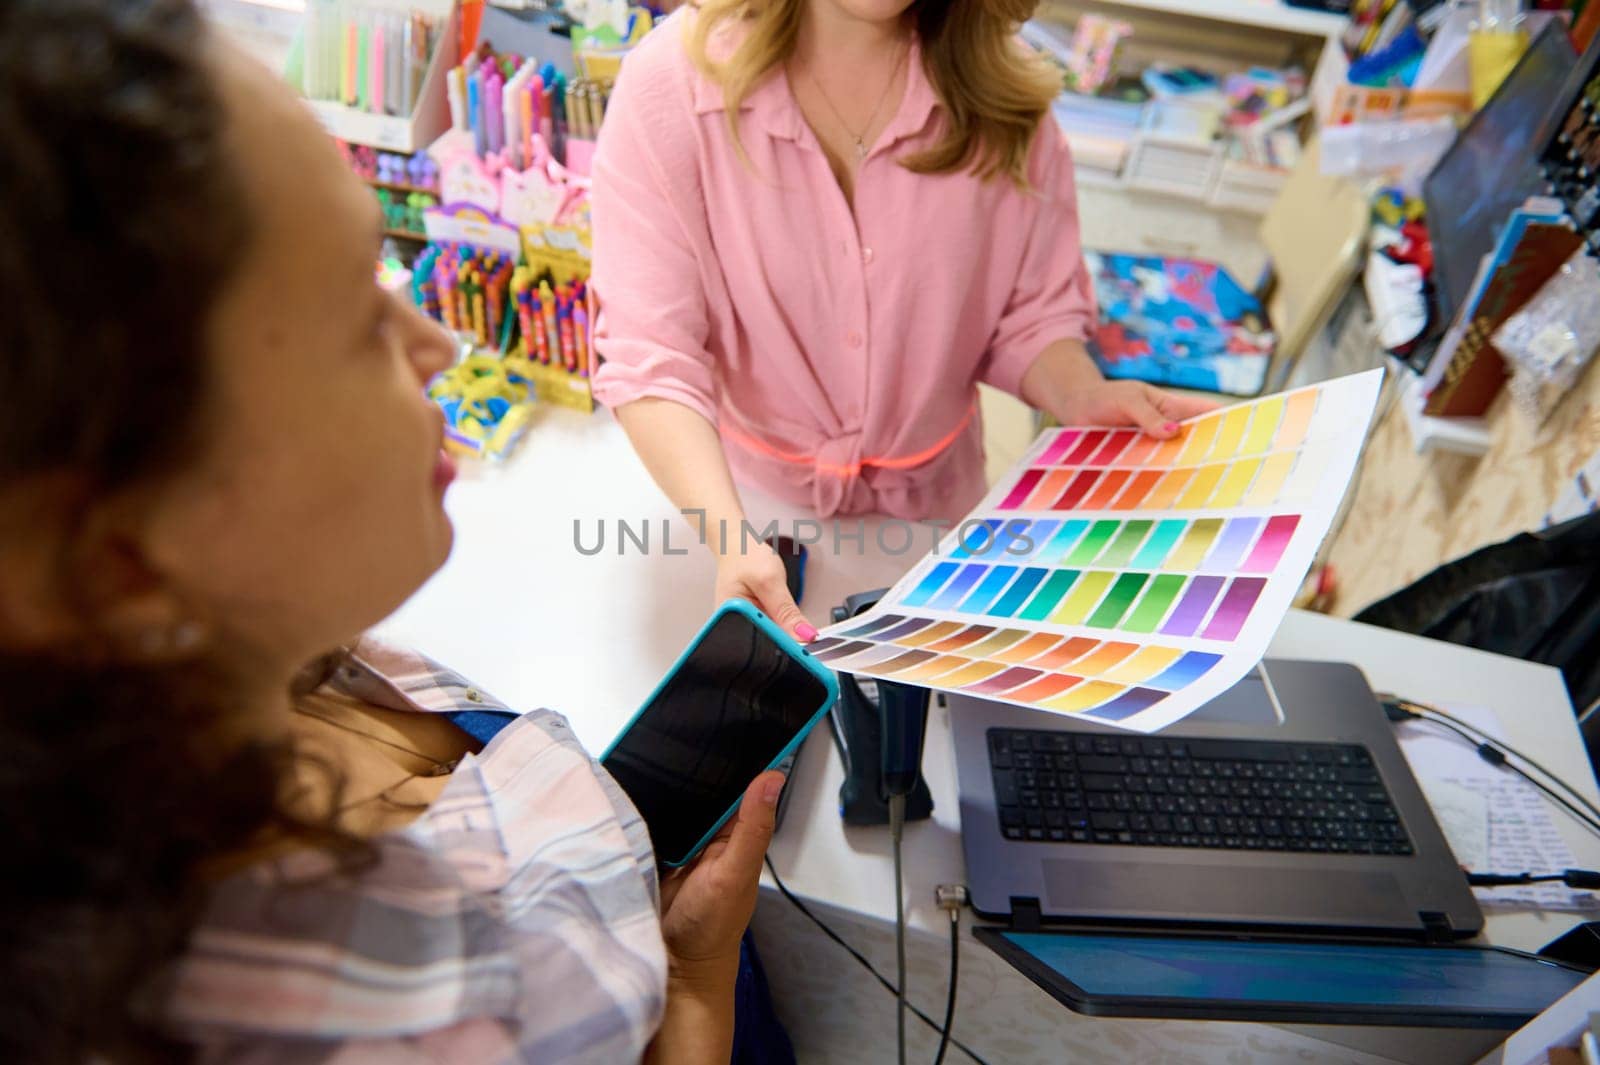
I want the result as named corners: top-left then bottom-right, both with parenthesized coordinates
top-left (356, 13), bottom-right (369, 111)
top-left (528, 74), bottom-right (545, 160)
top-left (538, 67), bottom-right (556, 146)
top-left (539, 280), bottom-right (559, 365)
top-left (437, 260), bottom-right (458, 332)
top-left (567, 83), bottom-right (584, 140)
top-left (502, 66), bottom-right (522, 169)
top-left (586, 82), bottom-right (605, 138)
top-left (447, 66), bottom-right (466, 132)
top-left (530, 288), bottom-right (549, 362)
top-left (370, 14), bottom-right (385, 116)
top-left (470, 281), bottom-right (482, 346)
top-left (399, 13), bottom-right (414, 116)
top-left (557, 302), bottom-right (574, 370)
top-left (467, 69), bottom-right (484, 158)
top-left (390, 14), bottom-right (406, 115)
top-left (518, 74), bottom-right (535, 169)
top-left (305, 0), bottom-right (324, 99)
top-left (343, 16), bottom-right (358, 106)
top-left (485, 70), bottom-right (504, 156)
top-left (573, 305), bottom-right (589, 376)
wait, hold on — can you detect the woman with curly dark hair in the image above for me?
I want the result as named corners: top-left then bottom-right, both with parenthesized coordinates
top-left (0, 2), bottom-right (778, 1061)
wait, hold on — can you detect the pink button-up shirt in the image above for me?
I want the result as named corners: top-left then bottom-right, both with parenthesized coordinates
top-left (590, 13), bottom-right (1094, 521)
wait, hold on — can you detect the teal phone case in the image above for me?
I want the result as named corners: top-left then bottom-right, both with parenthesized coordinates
top-left (601, 599), bottom-right (840, 867)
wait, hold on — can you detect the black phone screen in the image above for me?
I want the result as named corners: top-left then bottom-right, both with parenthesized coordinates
top-left (602, 609), bottom-right (831, 864)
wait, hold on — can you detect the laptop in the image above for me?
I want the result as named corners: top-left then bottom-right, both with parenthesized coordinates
top-left (953, 659), bottom-right (1479, 935)
top-left (948, 660), bottom-right (1593, 1027)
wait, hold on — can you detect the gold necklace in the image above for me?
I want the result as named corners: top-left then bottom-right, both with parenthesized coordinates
top-left (294, 704), bottom-right (462, 777)
top-left (802, 36), bottom-right (909, 161)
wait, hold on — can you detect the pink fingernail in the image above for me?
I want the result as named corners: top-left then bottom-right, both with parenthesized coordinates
top-left (763, 777), bottom-right (785, 805)
top-left (1163, 421), bottom-right (1179, 433)
top-left (796, 622), bottom-right (819, 642)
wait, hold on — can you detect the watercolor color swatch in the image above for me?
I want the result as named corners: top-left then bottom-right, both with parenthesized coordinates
top-left (812, 370), bottom-right (1384, 733)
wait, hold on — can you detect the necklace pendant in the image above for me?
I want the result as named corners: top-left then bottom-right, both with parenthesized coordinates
top-left (855, 138), bottom-right (867, 160)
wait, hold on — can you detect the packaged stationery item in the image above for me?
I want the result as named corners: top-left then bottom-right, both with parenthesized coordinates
top-left (427, 353), bottom-right (538, 461)
top-left (1494, 248), bottom-right (1600, 423)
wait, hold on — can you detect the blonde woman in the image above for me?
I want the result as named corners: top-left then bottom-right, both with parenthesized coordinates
top-left (590, 0), bottom-right (1214, 637)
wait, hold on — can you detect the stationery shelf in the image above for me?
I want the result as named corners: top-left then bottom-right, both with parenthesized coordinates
top-left (367, 178), bottom-right (440, 197)
top-left (1079, 0), bottom-right (1346, 38)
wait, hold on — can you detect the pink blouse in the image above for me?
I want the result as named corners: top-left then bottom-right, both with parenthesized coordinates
top-left (590, 14), bottom-right (1094, 521)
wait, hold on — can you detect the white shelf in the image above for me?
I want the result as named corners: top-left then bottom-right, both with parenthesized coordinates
top-left (1397, 362), bottom-right (1493, 458)
top-left (1084, 0), bottom-right (1347, 38)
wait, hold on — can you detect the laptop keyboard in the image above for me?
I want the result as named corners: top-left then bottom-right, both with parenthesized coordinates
top-left (988, 727), bottom-right (1413, 855)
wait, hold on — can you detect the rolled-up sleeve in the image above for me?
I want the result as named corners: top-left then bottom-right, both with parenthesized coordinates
top-left (979, 121), bottom-right (1097, 399)
top-left (589, 52), bottom-right (720, 426)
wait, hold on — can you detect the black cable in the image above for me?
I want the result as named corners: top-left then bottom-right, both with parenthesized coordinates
top-left (764, 857), bottom-right (992, 1065)
top-left (1466, 869), bottom-right (1600, 888)
top-left (889, 794), bottom-right (908, 1065)
top-left (1384, 695), bottom-right (1600, 827)
top-left (933, 910), bottom-right (959, 1065)
top-left (1426, 702), bottom-right (1600, 826)
top-left (1414, 710), bottom-right (1600, 839)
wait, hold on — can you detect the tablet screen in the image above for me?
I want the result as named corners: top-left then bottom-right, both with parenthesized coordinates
top-left (995, 930), bottom-right (1586, 1018)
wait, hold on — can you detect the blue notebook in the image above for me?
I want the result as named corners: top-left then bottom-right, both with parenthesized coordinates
top-left (1085, 251), bottom-right (1277, 397)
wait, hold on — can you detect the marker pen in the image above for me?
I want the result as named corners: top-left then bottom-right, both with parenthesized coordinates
top-left (502, 65), bottom-right (524, 169)
top-left (538, 65), bottom-right (557, 147)
top-left (539, 280), bottom-right (559, 364)
top-left (342, 15), bottom-right (358, 106)
top-left (447, 66), bottom-right (466, 133)
top-left (573, 305), bottom-right (589, 376)
top-left (485, 71), bottom-right (504, 156)
top-left (530, 287), bottom-right (550, 363)
top-left (528, 75), bottom-right (545, 162)
top-left (586, 83), bottom-right (605, 137)
top-left (437, 260), bottom-right (458, 333)
top-left (557, 302), bottom-right (575, 370)
top-left (469, 269), bottom-right (487, 345)
top-left (371, 15), bottom-right (386, 117)
top-left (467, 70), bottom-right (483, 157)
top-left (356, 12), bottom-right (370, 112)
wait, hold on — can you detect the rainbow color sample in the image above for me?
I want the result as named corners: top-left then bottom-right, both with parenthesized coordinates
top-left (811, 371), bottom-right (1383, 733)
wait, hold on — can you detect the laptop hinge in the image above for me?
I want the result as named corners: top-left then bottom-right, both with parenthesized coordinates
top-left (1010, 897), bottom-right (1043, 932)
top-left (1419, 911), bottom-right (1454, 943)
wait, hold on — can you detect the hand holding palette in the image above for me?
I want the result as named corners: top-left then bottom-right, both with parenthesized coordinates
top-left (809, 370), bottom-right (1383, 733)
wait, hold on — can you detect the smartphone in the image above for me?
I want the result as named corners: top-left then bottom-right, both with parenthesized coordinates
top-left (765, 535), bottom-right (807, 603)
top-left (600, 599), bottom-right (839, 867)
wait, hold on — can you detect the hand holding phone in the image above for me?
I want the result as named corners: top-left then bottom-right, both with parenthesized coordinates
top-left (657, 770), bottom-right (784, 964)
top-left (601, 600), bottom-right (838, 867)
top-left (712, 538), bottom-right (817, 642)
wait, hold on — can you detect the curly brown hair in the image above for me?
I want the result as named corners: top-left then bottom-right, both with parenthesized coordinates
top-left (0, 3), bottom-right (331, 1061)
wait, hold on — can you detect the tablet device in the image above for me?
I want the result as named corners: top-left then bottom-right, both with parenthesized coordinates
top-left (974, 926), bottom-right (1591, 1028)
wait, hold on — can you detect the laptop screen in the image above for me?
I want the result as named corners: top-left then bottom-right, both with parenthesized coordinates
top-left (995, 930), bottom-right (1586, 1018)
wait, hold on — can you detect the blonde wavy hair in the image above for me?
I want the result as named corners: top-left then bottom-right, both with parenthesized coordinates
top-left (685, 0), bottom-right (1061, 185)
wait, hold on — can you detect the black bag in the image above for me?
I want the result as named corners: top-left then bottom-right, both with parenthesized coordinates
top-left (1354, 510), bottom-right (1600, 733)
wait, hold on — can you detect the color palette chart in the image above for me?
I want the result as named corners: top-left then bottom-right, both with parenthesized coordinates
top-left (810, 370), bottom-right (1383, 733)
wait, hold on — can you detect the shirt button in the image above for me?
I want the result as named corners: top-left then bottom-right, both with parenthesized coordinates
top-left (862, 247), bottom-right (875, 264)
top-left (846, 331), bottom-right (863, 349)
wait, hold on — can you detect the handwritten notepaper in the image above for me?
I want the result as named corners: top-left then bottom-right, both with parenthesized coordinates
top-left (1397, 704), bottom-right (1600, 913)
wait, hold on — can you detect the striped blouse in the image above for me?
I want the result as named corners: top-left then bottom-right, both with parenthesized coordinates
top-left (164, 640), bottom-right (667, 1063)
